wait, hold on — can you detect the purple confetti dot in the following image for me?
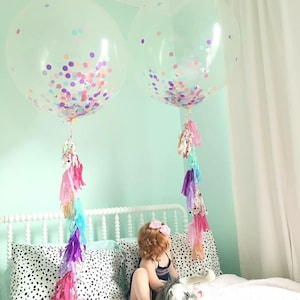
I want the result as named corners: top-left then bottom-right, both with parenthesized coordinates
top-left (103, 92), bottom-right (107, 97)
top-left (141, 38), bottom-right (145, 44)
top-left (70, 82), bottom-right (76, 87)
top-left (59, 102), bottom-right (65, 107)
top-left (90, 52), bottom-right (95, 58)
top-left (62, 65), bottom-right (68, 71)
top-left (68, 61), bottom-right (74, 67)
top-left (61, 88), bottom-right (67, 93)
top-left (46, 64), bottom-right (52, 70)
top-left (207, 39), bottom-right (211, 45)
top-left (65, 73), bottom-right (71, 79)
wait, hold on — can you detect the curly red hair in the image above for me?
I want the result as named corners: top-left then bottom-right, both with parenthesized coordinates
top-left (137, 222), bottom-right (170, 260)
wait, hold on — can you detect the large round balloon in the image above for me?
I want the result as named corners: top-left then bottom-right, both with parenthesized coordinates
top-left (6, 0), bottom-right (127, 121)
top-left (129, 0), bottom-right (240, 108)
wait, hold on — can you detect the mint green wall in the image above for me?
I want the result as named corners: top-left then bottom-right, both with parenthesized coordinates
top-left (0, 0), bottom-right (240, 275)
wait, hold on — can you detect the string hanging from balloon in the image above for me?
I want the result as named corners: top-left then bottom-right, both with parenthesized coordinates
top-left (178, 109), bottom-right (210, 260)
top-left (51, 125), bottom-right (87, 300)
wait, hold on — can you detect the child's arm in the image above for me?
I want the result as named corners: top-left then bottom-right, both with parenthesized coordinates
top-left (140, 259), bottom-right (167, 292)
top-left (168, 250), bottom-right (179, 279)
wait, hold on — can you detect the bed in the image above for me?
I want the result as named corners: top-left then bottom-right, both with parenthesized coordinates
top-left (0, 203), bottom-right (299, 300)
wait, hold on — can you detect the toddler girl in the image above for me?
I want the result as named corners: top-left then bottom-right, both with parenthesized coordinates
top-left (129, 220), bottom-right (179, 300)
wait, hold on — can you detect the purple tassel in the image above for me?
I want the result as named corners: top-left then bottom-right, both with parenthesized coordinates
top-left (182, 169), bottom-right (196, 210)
top-left (181, 169), bottom-right (195, 196)
top-left (61, 228), bottom-right (82, 275)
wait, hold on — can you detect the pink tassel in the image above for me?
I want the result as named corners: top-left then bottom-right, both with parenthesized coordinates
top-left (187, 120), bottom-right (201, 147)
top-left (51, 271), bottom-right (77, 300)
top-left (187, 214), bottom-right (210, 260)
top-left (60, 169), bottom-right (75, 206)
top-left (60, 164), bottom-right (85, 206)
top-left (72, 162), bottom-right (85, 191)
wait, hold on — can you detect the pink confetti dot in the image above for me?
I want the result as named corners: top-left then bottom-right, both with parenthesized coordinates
top-left (169, 52), bottom-right (174, 57)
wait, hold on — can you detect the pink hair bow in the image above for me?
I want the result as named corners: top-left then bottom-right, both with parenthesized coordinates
top-left (149, 220), bottom-right (171, 236)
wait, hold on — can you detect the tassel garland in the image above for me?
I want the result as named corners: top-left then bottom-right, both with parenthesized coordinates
top-left (178, 115), bottom-right (210, 260)
top-left (52, 137), bottom-right (87, 300)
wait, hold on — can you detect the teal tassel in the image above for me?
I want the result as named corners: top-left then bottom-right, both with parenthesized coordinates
top-left (73, 198), bottom-right (87, 246)
top-left (188, 150), bottom-right (201, 183)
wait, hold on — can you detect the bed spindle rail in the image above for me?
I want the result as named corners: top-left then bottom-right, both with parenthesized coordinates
top-left (0, 203), bottom-right (188, 273)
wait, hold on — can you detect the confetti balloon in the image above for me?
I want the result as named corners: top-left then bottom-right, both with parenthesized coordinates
top-left (129, 0), bottom-right (240, 108)
top-left (6, 0), bottom-right (127, 121)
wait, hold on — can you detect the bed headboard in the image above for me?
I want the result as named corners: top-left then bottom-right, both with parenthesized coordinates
top-left (0, 203), bottom-right (189, 273)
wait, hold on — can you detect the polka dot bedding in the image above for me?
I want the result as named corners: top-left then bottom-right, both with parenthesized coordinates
top-left (170, 231), bottom-right (222, 277)
top-left (118, 239), bottom-right (140, 291)
top-left (10, 244), bottom-right (126, 300)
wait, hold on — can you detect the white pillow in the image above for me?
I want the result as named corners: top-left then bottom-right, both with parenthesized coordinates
top-left (10, 243), bottom-right (126, 300)
top-left (170, 231), bottom-right (222, 277)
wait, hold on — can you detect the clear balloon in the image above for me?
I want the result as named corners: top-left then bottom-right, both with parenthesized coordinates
top-left (6, 0), bottom-right (127, 121)
top-left (129, 0), bottom-right (240, 108)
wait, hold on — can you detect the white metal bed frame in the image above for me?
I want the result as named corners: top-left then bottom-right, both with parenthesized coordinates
top-left (0, 203), bottom-right (188, 273)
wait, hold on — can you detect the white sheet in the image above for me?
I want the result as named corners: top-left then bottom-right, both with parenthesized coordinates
top-left (194, 274), bottom-right (300, 300)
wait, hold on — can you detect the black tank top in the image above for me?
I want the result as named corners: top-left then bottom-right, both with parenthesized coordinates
top-left (155, 252), bottom-right (171, 281)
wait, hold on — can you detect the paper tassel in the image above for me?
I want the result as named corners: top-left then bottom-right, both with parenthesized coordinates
top-left (187, 119), bottom-right (201, 147)
top-left (187, 214), bottom-right (210, 260)
top-left (181, 169), bottom-right (196, 210)
top-left (178, 124), bottom-right (193, 158)
top-left (73, 198), bottom-right (87, 246)
top-left (72, 163), bottom-right (85, 191)
top-left (60, 165), bottom-right (85, 207)
top-left (188, 151), bottom-right (201, 184)
top-left (51, 271), bottom-right (77, 300)
top-left (192, 187), bottom-right (207, 216)
top-left (61, 228), bottom-right (83, 276)
top-left (60, 169), bottom-right (75, 206)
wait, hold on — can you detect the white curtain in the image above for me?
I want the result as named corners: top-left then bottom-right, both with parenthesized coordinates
top-left (225, 0), bottom-right (300, 282)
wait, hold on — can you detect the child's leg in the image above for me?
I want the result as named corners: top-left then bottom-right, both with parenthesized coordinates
top-left (130, 268), bottom-right (151, 300)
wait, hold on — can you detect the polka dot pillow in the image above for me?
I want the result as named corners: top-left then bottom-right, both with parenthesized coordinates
top-left (118, 239), bottom-right (140, 291)
top-left (170, 231), bottom-right (222, 277)
top-left (10, 243), bottom-right (126, 300)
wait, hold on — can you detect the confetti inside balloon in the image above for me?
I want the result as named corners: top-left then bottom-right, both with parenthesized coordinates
top-left (6, 0), bottom-right (127, 121)
top-left (129, 0), bottom-right (240, 108)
